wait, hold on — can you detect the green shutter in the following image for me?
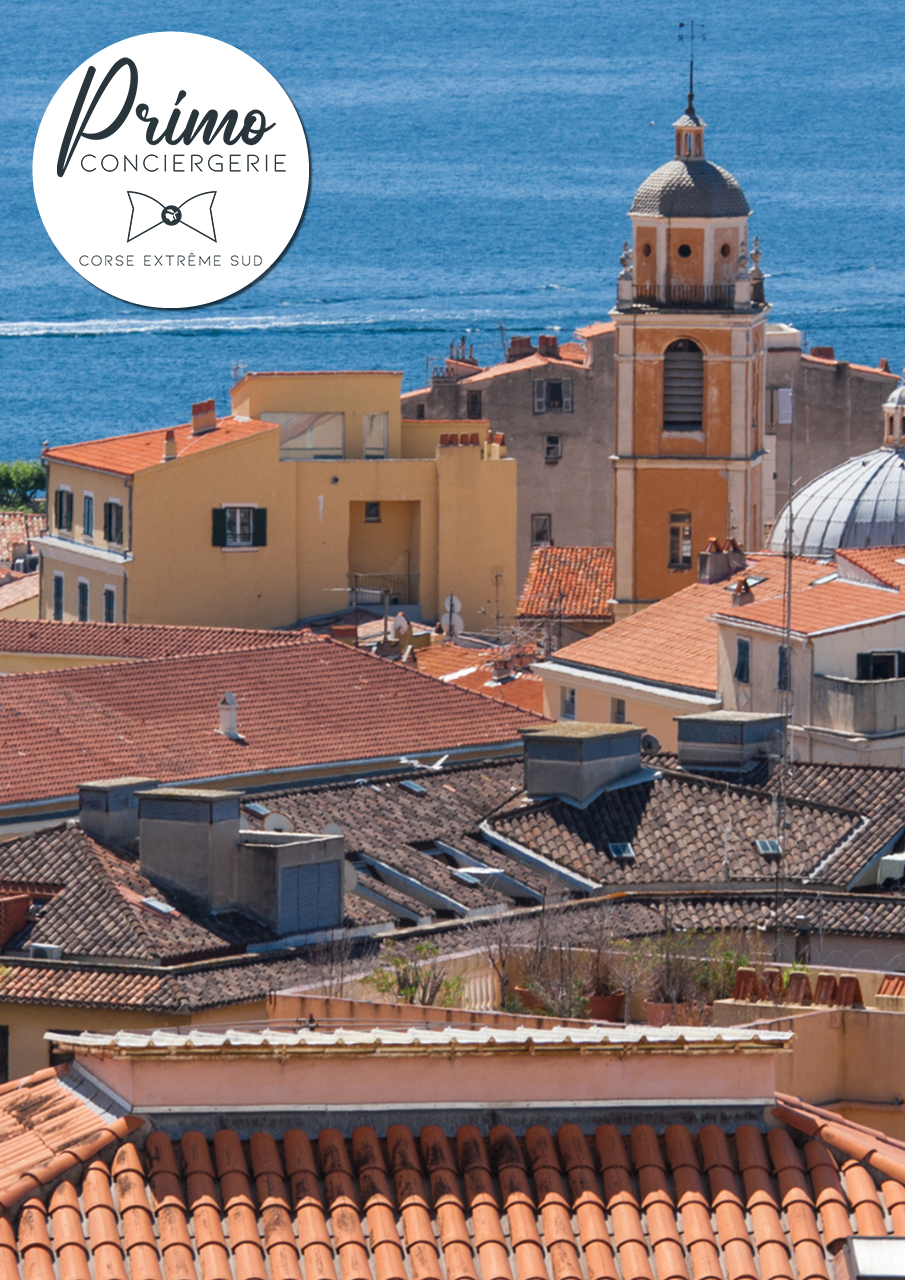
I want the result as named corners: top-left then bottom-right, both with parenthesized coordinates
top-left (252, 508), bottom-right (267, 547)
top-left (212, 509), bottom-right (227, 547)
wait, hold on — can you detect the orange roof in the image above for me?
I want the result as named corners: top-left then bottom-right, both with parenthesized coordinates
top-left (558, 341), bottom-right (587, 364)
top-left (0, 576), bottom-right (38, 612)
top-left (44, 416), bottom-right (278, 477)
top-left (554, 556), bottom-right (827, 693)
top-left (575, 321), bottom-right (615, 338)
top-left (0, 618), bottom-right (314, 661)
top-left (836, 545), bottom-right (905, 589)
top-left (714, 577), bottom-right (905, 636)
top-left (802, 353), bottom-right (898, 378)
top-left (461, 353), bottom-right (580, 384)
top-left (415, 643), bottom-right (544, 715)
top-left (0, 514), bottom-right (44, 564)
top-left (518, 546), bottom-right (614, 619)
top-left (0, 1065), bottom-right (141, 1211)
top-left (232, 369), bottom-right (403, 392)
top-left (0, 636), bottom-right (542, 809)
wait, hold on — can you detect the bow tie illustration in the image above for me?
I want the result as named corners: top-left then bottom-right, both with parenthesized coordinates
top-left (126, 191), bottom-right (217, 243)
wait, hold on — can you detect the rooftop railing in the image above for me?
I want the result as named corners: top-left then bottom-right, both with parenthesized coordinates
top-left (631, 283), bottom-right (737, 311)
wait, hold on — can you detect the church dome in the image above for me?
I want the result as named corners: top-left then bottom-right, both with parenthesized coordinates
top-left (630, 159), bottom-right (750, 219)
top-left (767, 447), bottom-right (905, 557)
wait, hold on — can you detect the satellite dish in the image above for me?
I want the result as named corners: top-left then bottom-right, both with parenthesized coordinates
top-left (443, 594), bottom-right (462, 614)
top-left (264, 812), bottom-right (293, 832)
top-left (324, 822), bottom-right (343, 837)
top-left (440, 611), bottom-right (464, 636)
top-left (392, 612), bottom-right (410, 638)
top-left (640, 733), bottom-right (660, 756)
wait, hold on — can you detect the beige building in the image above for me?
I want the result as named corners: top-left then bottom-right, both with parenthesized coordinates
top-left (38, 372), bottom-right (517, 632)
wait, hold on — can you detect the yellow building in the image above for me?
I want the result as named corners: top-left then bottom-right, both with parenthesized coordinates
top-left (37, 372), bottom-right (517, 632)
top-left (611, 95), bottom-right (767, 617)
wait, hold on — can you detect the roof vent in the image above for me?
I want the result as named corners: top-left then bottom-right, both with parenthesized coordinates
top-left (521, 722), bottom-right (647, 806)
top-left (218, 692), bottom-right (242, 740)
top-left (676, 712), bottom-right (787, 772)
top-left (191, 399), bottom-right (217, 435)
top-left (163, 429), bottom-right (177, 461)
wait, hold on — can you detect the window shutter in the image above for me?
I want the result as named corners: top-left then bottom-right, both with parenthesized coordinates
top-left (212, 509), bottom-right (227, 547)
top-left (562, 378), bottom-right (573, 413)
top-left (899, 653), bottom-right (905, 678)
top-left (856, 653), bottom-right (871, 681)
top-left (533, 380), bottom-right (546, 414)
top-left (252, 508), bottom-right (267, 547)
top-left (103, 502), bottom-right (111, 541)
top-left (54, 490), bottom-right (62, 528)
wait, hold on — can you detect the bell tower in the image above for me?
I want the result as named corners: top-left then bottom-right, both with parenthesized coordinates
top-left (611, 93), bottom-right (768, 618)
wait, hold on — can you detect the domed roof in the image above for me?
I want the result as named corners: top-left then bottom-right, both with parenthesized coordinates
top-left (630, 159), bottom-right (750, 219)
top-left (767, 447), bottom-right (905, 558)
top-left (884, 380), bottom-right (905, 409)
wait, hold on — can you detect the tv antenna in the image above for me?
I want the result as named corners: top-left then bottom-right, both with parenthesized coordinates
top-left (678, 20), bottom-right (705, 111)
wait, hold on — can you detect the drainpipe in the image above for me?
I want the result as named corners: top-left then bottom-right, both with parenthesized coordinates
top-left (806, 637), bottom-right (814, 762)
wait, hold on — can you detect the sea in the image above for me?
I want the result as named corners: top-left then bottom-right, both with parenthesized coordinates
top-left (2, 0), bottom-right (905, 458)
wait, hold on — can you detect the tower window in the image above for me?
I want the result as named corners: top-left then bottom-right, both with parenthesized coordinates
top-left (721, 243), bottom-right (732, 258)
top-left (663, 339), bottom-right (704, 431)
top-left (677, 244), bottom-right (692, 259)
top-left (642, 243), bottom-right (652, 257)
top-left (668, 512), bottom-right (692, 569)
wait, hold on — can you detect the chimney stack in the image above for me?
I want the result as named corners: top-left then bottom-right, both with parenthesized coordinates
top-left (521, 723), bottom-right (646, 806)
top-left (191, 399), bottom-right (217, 435)
top-left (79, 777), bottom-right (159, 849)
top-left (697, 536), bottom-right (731, 584)
top-left (537, 334), bottom-right (560, 359)
top-left (163, 429), bottom-right (177, 461)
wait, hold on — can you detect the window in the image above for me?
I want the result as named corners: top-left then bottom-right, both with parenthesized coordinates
top-left (677, 243), bottom-right (693, 258)
top-left (663, 339), bottom-right (703, 431)
top-left (77, 580), bottom-right (89, 623)
top-left (363, 413), bottom-right (388, 459)
top-left (466, 390), bottom-right (483, 420)
top-left (364, 502), bottom-right (381, 523)
top-left (734, 637), bottom-right (751, 684)
top-left (103, 587), bottom-right (115, 625)
top-left (561, 687), bottom-right (576, 721)
top-left (668, 512), bottom-right (692, 568)
top-left (721, 243), bottom-right (732, 258)
top-left (52, 573), bottom-right (63, 621)
top-left (545, 435), bottom-right (562, 462)
top-left (642, 243), bottom-right (652, 257)
top-left (777, 644), bottom-right (792, 692)
top-left (533, 378), bottom-right (573, 414)
top-left (416, 404), bottom-right (425, 420)
top-left (274, 411), bottom-right (345, 461)
top-left (83, 494), bottom-right (94, 538)
top-left (611, 698), bottom-right (626, 724)
top-left (54, 488), bottom-right (73, 532)
top-left (103, 501), bottom-right (123, 544)
top-left (531, 514), bottom-right (552, 546)
top-left (211, 506), bottom-right (267, 547)
top-left (857, 651), bottom-right (905, 680)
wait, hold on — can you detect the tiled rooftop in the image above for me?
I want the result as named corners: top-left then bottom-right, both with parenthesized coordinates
top-left (0, 574), bottom-right (38, 612)
top-left (836, 545), bottom-right (905, 589)
top-left (414, 645), bottom-right (544, 716)
top-left (0, 1097), bottom-right (900, 1280)
top-left (0, 513), bottom-right (45, 565)
top-left (44, 416), bottom-right (279, 477)
top-left (0, 618), bottom-right (314, 661)
top-left (551, 557), bottom-right (829, 694)
top-left (0, 637), bottom-right (540, 810)
top-left (518, 547), bottom-right (615, 621)
top-left (460, 353), bottom-right (583, 383)
top-left (712, 578), bottom-right (905, 636)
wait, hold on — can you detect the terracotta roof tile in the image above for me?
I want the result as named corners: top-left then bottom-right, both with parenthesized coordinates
top-left (44, 417), bottom-right (279, 477)
top-left (415, 644), bottom-right (544, 716)
top-left (518, 548), bottom-right (614, 621)
top-left (713, 578), bottom-right (905, 636)
top-left (460, 354), bottom-right (582, 384)
top-left (0, 575), bottom-right (38, 612)
top-left (0, 637), bottom-right (540, 810)
top-left (553, 556), bottom-right (827, 693)
top-left (0, 618), bottom-right (316, 662)
top-left (0, 514), bottom-right (45, 566)
top-left (802, 354), bottom-right (898, 378)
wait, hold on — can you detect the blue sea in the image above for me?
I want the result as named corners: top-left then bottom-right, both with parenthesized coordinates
top-left (2, 0), bottom-right (905, 458)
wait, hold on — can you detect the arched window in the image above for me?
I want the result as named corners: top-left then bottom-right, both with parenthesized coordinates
top-left (663, 339), bottom-right (703, 432)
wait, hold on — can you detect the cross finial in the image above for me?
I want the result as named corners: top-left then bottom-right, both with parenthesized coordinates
top-left (678, 20), bottom-right (704, 115)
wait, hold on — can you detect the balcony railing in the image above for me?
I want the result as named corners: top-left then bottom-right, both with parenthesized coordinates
top-left (631, 284), bottom-right (737, 311)
top-left (812, 674), bottom-right (905, 737)
top-left (348, 571), bottom-right (420, 607)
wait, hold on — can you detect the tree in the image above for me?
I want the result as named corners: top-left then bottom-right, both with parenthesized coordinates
top-left (0, 461), bottom-right (45, 510)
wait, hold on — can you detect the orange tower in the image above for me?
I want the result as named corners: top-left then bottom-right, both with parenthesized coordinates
top-left (611, 92), bottom-right (768, 617)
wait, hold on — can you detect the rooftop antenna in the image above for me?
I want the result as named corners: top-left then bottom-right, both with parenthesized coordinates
top-left (772, 388), bottom-right (796, 959)
top-left (678, 20), bottom-right (705, 114)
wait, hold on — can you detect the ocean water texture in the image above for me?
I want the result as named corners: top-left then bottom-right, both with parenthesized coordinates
top-left (1, 0), bottom-right (905, 456)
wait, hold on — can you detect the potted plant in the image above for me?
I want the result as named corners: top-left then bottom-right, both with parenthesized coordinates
top-left (645, 930), bottom-right (705, 1026)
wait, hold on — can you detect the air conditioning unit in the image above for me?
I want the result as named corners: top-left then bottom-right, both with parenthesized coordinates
top-left (29, 943), bottom-right (63, 960)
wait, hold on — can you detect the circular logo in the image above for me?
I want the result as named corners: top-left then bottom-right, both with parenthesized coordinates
top-left (33, 32), bottom-right (310, 309)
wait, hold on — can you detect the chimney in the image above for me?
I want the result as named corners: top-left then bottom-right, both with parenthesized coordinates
top-left (809, 346), bottom-right (835, 361)
top-left (731, 576), bottom-right (754, 607)
top-left (218, 692), bottom-right (242, 740)
top-left (675, 712), bottom-right (787, 772)
top-left (79, 777), bottom-right (159, 849)
top-left (507, 336), bottom-right (535, 363)
top-left (537, 334), bottom-right (560, 359)
top-left (138, 786), bottom-right (345, 934)
top-left (521, 723), bottom-right (647, 806)
top-left (191, 399), bottom-right (217, 435)
top-left (723, 538), bottom-right (747, 574)
top-left (163, 429), bottom-right (177, 461)
top-left (697, 536), bottom-right (732, 584)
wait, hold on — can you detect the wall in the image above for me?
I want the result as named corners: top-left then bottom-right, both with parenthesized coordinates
top-left (537, 669), bottom-right (709, 752)
top-left (400, 420), bottom-right (489, 459)
top-left (348, 501), bottom-right (419, 581)
top-left (0, 592), bottom-right (38, 622)
top-left (39, 461), bottom-right (131, 622)
top-left (232, 371), bottom-right (404, 460)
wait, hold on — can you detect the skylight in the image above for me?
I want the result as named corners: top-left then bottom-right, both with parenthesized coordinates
top-left (609, 842), bottom-right (635, 860)
top-left (755, 838), bottom-right (782, 860)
